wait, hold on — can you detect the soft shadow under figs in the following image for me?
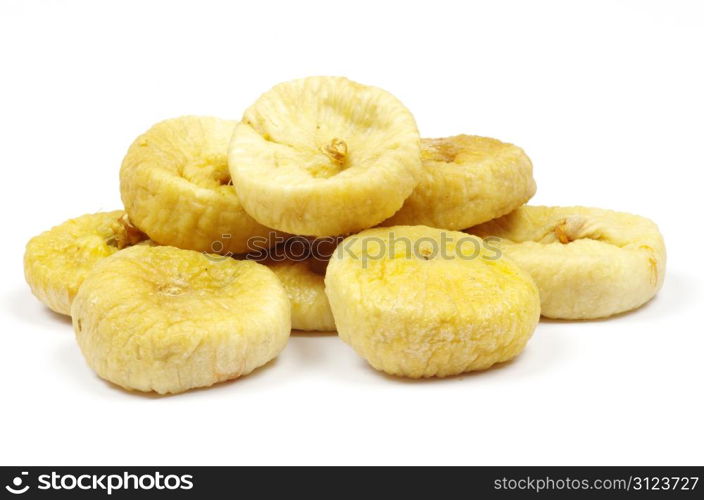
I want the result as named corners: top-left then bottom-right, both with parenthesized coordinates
top-left (4, 288), bottom-right (72, 328)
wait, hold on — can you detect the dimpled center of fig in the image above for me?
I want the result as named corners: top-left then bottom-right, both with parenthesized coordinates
top-left (554, 215), bottom-right (594, 243)
top-left (323, 138), bottom-right (348, 166)
top-left (157, 279), bottom-right (188, 296)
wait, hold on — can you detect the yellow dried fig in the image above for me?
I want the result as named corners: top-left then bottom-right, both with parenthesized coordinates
top-left (324, 226), bottom-right (540, 377)
top-left (383, 135), bottom-right (536, 229)
top-left (24, 210), bottom-right (147, 315)
top-left (228, 76), bottom-right (422, 236)
top-left (120, 116), bottom-right (276, 254)
top-left (468, 206), bottom-right (666, 319)
top-left (72, 245), bottom-right (291, 394)
top-left (266, 257), bottom-right (335, 332)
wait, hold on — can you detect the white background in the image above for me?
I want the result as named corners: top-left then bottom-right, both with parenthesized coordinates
top-left (1, 0), bottom-right (702, 466)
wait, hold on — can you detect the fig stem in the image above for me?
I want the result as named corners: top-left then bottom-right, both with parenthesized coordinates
top-left (323, 138), bottom-right (348, 166)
